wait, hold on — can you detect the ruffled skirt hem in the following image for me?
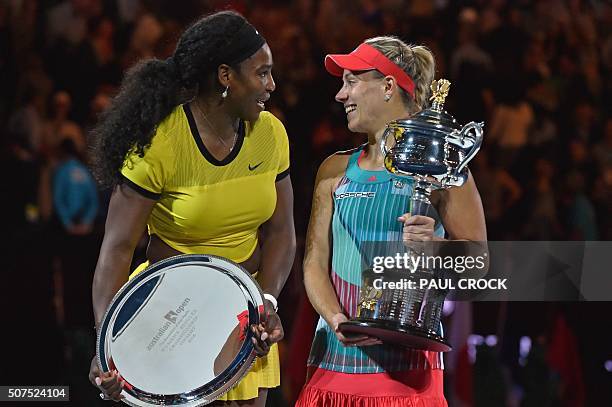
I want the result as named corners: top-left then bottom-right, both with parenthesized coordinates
top-left (295, 385), bottom-right (448, 407)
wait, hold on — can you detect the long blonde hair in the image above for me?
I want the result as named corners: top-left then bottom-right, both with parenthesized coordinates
top-left (364, 36), bottom-right (436, 112)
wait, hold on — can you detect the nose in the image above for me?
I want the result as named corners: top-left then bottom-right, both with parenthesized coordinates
top-left (266, 73), bottom-right (276, 93)
top-left (335, 84), bottom-right (348, 103)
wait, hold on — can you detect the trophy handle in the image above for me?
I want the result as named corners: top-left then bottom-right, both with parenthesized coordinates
top-left (380, 126), bottom-right (393, 157)
top-left (455, 121), bottom-right (483, 175)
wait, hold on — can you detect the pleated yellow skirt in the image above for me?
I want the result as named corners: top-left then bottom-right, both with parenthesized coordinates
top-left (129, 261), bottom-right (281, 401)
top-left (216, 343), bottom-right (280, 401)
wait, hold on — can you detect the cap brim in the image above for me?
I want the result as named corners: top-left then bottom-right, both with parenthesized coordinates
top-left (324, 54), bottom-right (375, 76)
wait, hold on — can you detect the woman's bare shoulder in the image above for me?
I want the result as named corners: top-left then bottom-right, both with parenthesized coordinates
top-left (317, 147), bottom-right (359, 181)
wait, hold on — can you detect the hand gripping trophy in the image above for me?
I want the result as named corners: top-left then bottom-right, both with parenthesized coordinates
top-left (338, 79), bottom-right (484, 351)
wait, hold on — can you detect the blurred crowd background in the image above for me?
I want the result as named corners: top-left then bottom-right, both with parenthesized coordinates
top-left (1, 0), bottom-right (610, 406)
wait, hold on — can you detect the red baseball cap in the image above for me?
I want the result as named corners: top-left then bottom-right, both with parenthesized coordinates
top-left (325, 43), bottom-right (415, 97)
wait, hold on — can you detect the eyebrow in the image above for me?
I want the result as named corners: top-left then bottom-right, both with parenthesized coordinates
top-left (257, 64), bottom-right (273, 70)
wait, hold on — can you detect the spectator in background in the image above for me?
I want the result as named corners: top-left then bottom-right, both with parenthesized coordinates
top-left (8, 82), bottom-right (47, 155)
top-left (592, 165), bottom-right (612, 240)
top-left (84, 16), bottom-right (122, 84)
top-left (563, 139), bottom-right (598, 196)
top-left (472, 150), bottom-right (522, 240)
top-left (7, 0), bottom-right (41, 66)
top-left (120, 13), bottom-right (163, 69)
top-left (52, 138), bottom-right (98, 235)
top-left (44, 136), bottom-right (99, 324)
top-left (0, 2), bottom-right (12, 119)
top-left (568, 100), bottom-right (598, 143)
top-left (563, 171), bottom-right (598, 240)
top-left (46, 0), bottom-right (102, 47)
top-left (482, 5), bottom-right (529, 78)
top-left (50, 137), bottom-right (101, 402)
top-left (450, 8), bottom-right (494, 124)
top-left (68, 16), bottom-right (122, 121)
top-left (522, 158), bottom-right (562, 240)
top-left (42, 90), bottom-right (86, 158)
top-left (592, 118), bottom-right (612, 169)
top-left (525, 71), bottom-right (560, 154)
top-left (2, 130), bottom-right (43, 233)
top-left (488, 81), bottom-right (534, 169)
top-left (86, 88), bottom-right (113, 129)
top-left (116, 0), bottom-right (145, 25)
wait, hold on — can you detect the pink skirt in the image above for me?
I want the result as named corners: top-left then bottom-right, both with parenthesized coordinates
top-left (295, 367), bottom-right (447, 407)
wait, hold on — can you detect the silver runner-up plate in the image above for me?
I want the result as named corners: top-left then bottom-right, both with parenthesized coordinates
top-left (96, 254), bottom-right (265, 406)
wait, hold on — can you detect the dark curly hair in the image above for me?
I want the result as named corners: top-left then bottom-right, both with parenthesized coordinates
top-left (91, 11), bottom-right (247, 188)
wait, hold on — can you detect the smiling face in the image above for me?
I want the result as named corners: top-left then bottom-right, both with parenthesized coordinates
top-left (228, 43), bottom-right (276, 122)
top-left (335, 69), bottom-right (391, 134)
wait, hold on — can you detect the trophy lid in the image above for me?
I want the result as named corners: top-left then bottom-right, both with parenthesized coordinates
top-left (388, 79), bottom-right (461, 134)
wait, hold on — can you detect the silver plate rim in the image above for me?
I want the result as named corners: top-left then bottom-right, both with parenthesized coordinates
top-left (96, 254), bottom-right (265, 406)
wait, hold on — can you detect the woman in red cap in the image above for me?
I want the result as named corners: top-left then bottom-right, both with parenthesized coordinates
top-left (296, 36), bottom-right (486, 406)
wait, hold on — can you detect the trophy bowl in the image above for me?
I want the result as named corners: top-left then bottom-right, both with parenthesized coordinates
top-left (338, 79), bottom-right (484, 352)
top-left (381, 79), bottom-right (483, 190)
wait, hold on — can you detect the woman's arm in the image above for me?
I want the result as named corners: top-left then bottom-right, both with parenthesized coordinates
top-left (251, 176), bottom-right (296, 353)
top-left (92, 183), bottom-right (156, 328)
top-left (434, 170), bottom-right (487, 241)
top-left (401, 171), bottom-right (487, 242)
top-left (303, 156), bottom-right (381, 346)
top-left (303, 158), bottom-right (342, 325)
top-left (257, 175), bottom-right (296, 298)
top-left (90, 183), bottom-right (156, 400)
top-left (399, 171), bottom-right (488, 280)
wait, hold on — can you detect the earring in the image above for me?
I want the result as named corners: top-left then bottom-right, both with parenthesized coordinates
top-left (384, 94), bottom-right (391, 102)
top-left (221, 86), bottom-right (229, 98)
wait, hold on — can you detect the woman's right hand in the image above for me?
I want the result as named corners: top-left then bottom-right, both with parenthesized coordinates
top-left (250, 299), bottom-right (285, 357)
top-left (88, 356), bottom-right (125, 401)
top-left (330, 313), bottom-right (382, 347)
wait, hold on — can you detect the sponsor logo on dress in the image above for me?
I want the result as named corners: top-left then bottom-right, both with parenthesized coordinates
top-left (335, 191), bottom-right (376, 200)
top-left (391, 179), bottom-right (411, 195)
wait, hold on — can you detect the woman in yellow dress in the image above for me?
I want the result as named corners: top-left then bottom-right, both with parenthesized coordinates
top-left (87, 11), bottom-right (295, 407)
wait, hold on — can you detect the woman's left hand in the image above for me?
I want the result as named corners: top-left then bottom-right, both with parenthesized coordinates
top-left (250, 299), bottom-right (284, 356)
top-left (398, 213), bottom-right (436, 242)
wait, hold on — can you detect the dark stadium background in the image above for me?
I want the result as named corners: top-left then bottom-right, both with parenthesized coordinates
top-left (1, 1), bottom-right (610, 405)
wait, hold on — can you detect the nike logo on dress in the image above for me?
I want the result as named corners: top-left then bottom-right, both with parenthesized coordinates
top-left (249, 162), bottom-right (263, 171)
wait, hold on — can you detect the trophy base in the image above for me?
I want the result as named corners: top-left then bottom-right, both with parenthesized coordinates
top-left (338, 318), bottom-right (452, 352)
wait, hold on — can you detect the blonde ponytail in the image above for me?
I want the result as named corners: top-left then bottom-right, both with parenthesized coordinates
top-left (364, 36), bottom-right (436, 112)
top-left (408, 45), bottom-right (436, 109)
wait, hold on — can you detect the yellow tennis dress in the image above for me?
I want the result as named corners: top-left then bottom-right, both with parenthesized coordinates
top-left (121, 104), bottom-right (289, 401)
